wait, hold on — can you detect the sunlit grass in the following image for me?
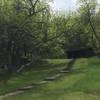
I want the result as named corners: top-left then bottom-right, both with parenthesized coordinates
top-left (0, 59), bottom-right (67, 95)
top-left (1, 58), bottom-right (100, 100)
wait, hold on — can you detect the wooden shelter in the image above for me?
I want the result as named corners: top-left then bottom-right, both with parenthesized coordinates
top-left (66, 48), bottom-right (95, 59)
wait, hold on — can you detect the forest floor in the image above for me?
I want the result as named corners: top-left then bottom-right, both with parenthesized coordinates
top-left (0, 58), bottom-right (100, 100)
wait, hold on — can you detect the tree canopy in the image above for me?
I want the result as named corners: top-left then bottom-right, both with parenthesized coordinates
top-left (0, 0), bottom-right (100, 73)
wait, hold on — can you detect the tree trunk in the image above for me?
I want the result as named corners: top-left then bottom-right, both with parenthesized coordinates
top-left (65, 59), bottom-right (77, 71)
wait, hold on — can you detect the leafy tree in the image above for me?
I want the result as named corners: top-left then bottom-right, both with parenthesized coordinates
top-left (77, 0), bottom-right (100, 48)
top-left (0, 0), bottom-right (52, 73)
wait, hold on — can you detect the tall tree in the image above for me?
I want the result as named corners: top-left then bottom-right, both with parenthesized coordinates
top-left (78, 0), bottom-right (100, 48)
top-left (0, 0), bottom-right (52, 73)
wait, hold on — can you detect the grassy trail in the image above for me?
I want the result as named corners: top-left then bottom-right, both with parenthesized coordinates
top-left (0, 58), bottom-right (100, 100)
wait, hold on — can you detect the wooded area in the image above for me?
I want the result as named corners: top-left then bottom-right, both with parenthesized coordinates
top-left (0, 0), bottom-right (100, 100)
top-left (0, 0), bottom-right (100, 89)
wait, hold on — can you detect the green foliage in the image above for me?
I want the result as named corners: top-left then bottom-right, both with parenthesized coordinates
top-left (0, 0), bottom-right (100, 73)
top-left (0, 0), bottom-right (53, 72)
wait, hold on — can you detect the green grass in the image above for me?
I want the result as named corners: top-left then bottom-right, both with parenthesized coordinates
top-left (0, 59), bottom-right (67, 95)
top-left (1, 58), bottom-right (100, 100)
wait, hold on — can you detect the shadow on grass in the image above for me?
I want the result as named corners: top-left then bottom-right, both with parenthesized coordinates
top-left (69, 68), bottom-right (88, 75)
top-left (0, 59), bottom-right (67, 85)
top-left (0, 72), bottom-right (12, 85)
top-left (24, 60), bottom-right (67, 72)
